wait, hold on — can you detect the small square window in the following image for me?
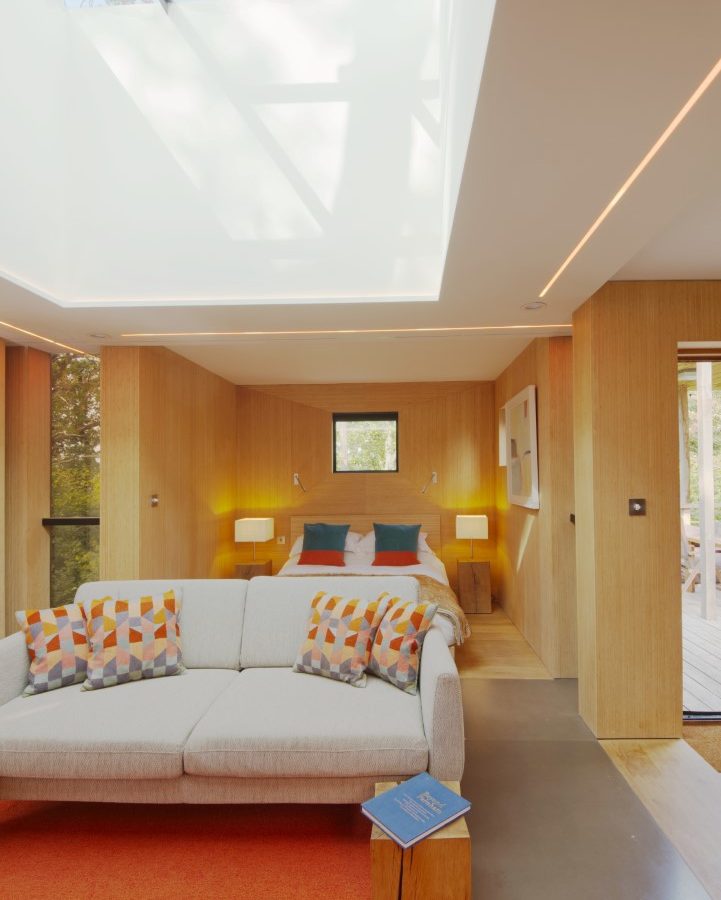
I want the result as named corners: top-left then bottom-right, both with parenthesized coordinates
top-left (333, 413), bottom-right (398, 473)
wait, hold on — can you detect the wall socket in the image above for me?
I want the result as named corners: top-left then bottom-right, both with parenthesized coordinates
top-left (277, 535), bottom-right (286, 545)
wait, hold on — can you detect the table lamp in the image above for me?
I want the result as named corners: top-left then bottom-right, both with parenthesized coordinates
top-left (455, 514), bottom-right (488, 559)
top-left (235, 517), bottom-right (274, 561)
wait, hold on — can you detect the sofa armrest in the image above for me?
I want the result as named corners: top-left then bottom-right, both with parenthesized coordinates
top-left (419, 626), bottom-right (465, 781)
top-left (0, 632), bottom-right (29, 706)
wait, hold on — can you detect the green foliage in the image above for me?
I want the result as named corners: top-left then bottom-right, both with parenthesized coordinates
top-left (334, 419), bottom-right (397, 472)
top-left (50, 355), bottom-right (100, 605)
top-left (687, 388), bottom-right (721, 525)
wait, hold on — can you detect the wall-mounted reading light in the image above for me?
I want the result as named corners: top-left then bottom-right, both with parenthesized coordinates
top-left (420, 471), bottom-right (438, 494)
top-left (293, 473), bottom-right (307, 493)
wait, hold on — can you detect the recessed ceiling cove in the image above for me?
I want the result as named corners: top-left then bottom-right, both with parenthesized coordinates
top-left (0, 0), bottom-right (494, 308)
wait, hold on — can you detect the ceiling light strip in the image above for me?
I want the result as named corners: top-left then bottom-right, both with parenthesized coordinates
top-left (539, 53), bottom-right (721, 299)
top-left (0, 320), bottom-right (88, 356)
top-left (121, 323), bottom-right (572, 338)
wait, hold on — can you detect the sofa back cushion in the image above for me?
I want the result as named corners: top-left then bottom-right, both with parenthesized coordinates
top-left (74, 580), bottom-right (248, 670)
top-left (240, 576), bottom-right (419, 668)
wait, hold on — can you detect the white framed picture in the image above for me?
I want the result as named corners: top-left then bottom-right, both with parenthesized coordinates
top-left (504, 385), bottom-right (539, 509)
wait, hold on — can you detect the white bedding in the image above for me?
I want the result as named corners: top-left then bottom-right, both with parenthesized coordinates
top-left (277, 550), bottom-right (450, 586)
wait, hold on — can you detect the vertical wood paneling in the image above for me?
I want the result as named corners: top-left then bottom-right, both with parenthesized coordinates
top-left (5, 347), bottom-right (50, 630)
top-left (574, 281), bottom-right (721, 739)
top-left (101, 348), bottom-right (237, 581)
top-left (494, 337), bottom-right (576, 678)
top-left (236, 382), bottom-right (495, 591)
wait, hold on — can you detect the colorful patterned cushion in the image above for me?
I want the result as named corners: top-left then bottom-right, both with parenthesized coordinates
top-left (293, 591), bottom-right (391, 687)
top-left (83, 590), bottom-right (183, 691)
top-left (16, 603), bottom-right (89, 695)
top-left (369, 599), bottom-right (438, 694)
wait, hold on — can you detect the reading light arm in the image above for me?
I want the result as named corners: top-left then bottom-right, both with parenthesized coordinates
top-left (420, 471), bottom-right (438, 494)
top-left (293, 473), bottom-right (307, 493)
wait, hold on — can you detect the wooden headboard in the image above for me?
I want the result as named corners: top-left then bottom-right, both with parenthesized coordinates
top-left (289, 515), bottom-right (441, 552)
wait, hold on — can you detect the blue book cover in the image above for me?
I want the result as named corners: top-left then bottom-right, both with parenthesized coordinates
top-left (361, 773), bottom-right (470, 848)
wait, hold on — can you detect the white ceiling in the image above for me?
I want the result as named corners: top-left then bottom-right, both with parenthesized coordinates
top-left (1, 0), bottom-right (721, 383)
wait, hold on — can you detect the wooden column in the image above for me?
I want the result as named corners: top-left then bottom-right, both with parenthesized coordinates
top-left (697, 362), bottom-right (716, 620)
top-left (5, 347), bottom-right (50, 631)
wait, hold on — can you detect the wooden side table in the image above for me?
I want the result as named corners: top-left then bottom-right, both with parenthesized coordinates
top-left (370, 780), bottom-right (471, 900)
top-left (457, 560), bottom-right (492, 613)
top-left (235, 560), bottom-right (272, 579)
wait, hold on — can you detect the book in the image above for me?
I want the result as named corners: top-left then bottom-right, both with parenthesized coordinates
top-left (361, 773), bottom-right (470, 849)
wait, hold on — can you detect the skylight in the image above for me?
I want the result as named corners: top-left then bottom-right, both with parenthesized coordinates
top-left (1, 0), bottom-right (495, 307)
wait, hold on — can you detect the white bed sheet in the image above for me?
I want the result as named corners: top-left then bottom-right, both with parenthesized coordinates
top-left (277, 550), bottom-right (450, 586)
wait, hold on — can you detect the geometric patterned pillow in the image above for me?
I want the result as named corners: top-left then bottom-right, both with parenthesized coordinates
top-left (15, 603), bottom-right (89, 695)
top-left (368, 599), bottom-right (438, 694)
top-left (83, 590), bottom-right (183, 691)
top-left (293, 591), bottom-right (391, 688)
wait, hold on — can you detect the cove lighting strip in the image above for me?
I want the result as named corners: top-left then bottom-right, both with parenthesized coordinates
top-left (539, 53), bottom-right (721, 299)
top-left (122, 323), bottom-right (571, 338)
top-left (0, 320), bottom-right (88, 355)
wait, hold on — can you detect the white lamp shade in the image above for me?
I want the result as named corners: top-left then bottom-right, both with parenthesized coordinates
top-left (455, 514), bottom-right (488, 540)
top-left (235, 517), bottom-right (274, 543)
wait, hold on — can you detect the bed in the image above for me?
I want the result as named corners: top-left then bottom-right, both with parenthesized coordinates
top-left (278, 515), bottom-right (469, 645)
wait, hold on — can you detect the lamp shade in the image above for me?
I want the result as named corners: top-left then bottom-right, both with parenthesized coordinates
top-left (455, 514), bottom-right (488, 540)
top-left (235, 517), bottom-right (274, 543)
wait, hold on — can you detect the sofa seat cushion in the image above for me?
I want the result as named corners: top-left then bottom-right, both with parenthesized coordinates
top-left (0, 669), bottom-right (237, 780)
top-left (184, 667), bottom-right (429, 778)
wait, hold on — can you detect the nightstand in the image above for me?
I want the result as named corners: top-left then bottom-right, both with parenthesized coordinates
top-left (457, 560), bottom-right (492, 614)
top-left (235, 560), bottom-right (272, 579)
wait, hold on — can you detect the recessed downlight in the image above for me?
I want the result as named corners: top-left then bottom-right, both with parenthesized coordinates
top-left (522, 301), bottom-right (547, 311)
top-left (89, 333), bottom-right (111, 340)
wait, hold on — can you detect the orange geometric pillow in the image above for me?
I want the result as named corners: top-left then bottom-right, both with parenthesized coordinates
top-left (83, 590), bottom-right (183, 690)
top-left (16, 603), bottom-right (89, 695)
top-left (368, 599), bottom-right (437, 694)
top-left (293, 591), bottom-right (391, 687)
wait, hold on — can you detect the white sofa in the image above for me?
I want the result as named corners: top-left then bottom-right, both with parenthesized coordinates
top-left (0, 576), bottom-right (464, 804)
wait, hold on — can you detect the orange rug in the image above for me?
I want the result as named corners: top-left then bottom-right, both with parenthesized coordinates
top-left (0, 801), bottom-right (372, 900)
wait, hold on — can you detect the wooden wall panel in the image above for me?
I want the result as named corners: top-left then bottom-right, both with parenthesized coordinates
top-left (573, 281), bottom-right (721, 739)
top-left (236, 382), bottom-right (496, 592)
top-left (101, 348), bottom-right (237, 581)
top-left (5, 347), bottom-right (50, 631)
top-left (494, 337), bottom-right (576, 678)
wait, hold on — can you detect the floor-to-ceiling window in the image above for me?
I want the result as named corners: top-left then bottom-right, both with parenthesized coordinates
top-left (46, 353), bottom-right (100, 606)
top-left (679, 358), bottom-right (721, 716)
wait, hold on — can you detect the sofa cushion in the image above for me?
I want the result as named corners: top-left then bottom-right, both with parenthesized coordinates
top-left (16, 603), bottom-right (89, 695)
top-left (184, 667), bottom-right (428, 778)
top-left (0, 669), bottom-right (237, 780)
top-left (240, 576), bottom-right (419, 668)
top-left (75, 580), bottom-right (247, 669)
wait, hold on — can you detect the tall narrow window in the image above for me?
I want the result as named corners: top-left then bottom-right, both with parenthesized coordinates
top-left (332, 413), bottom-right (398, 473)
top-left (48, 354), bottom-right (100, 605)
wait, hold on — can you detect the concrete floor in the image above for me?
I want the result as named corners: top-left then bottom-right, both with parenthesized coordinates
top-left (460, 678), bottom-right (710, 900)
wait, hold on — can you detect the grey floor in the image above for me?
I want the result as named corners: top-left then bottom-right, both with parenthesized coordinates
top-left (460, 679), bottom-right (710, 900)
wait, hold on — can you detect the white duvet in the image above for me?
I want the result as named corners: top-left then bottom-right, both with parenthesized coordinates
top-left (277, 549), bottom-right (450, 586)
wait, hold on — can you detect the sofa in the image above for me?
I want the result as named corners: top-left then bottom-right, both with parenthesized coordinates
top-left (0, 576), bottom-right (464, 804)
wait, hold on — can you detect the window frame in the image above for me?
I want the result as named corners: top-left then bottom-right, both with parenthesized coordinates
top-left (332, 411), bottom-right (399, 474)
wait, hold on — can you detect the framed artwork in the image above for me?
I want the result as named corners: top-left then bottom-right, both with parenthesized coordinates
top-left (504, 385), bottom-right (539, 509)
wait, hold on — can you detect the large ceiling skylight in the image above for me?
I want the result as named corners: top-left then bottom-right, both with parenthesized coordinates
top-left (0, 0), bottom-right (494, 307)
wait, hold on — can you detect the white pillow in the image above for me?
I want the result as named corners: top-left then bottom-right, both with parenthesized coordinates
top-left (357, 530), bottom-right (432, 554)
top-left (289, 530), bottom-right (363, 559)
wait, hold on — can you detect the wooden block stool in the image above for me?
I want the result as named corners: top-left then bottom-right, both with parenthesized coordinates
top-left (370, 781), bottom-right (471, 900)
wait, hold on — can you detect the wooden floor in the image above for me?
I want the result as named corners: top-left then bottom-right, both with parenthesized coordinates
top-left (683, 591), bottom-right (721, 712)
top-left (455, 606), bottom-right (551, 680)
top-left (603, 738), bottom-right (721, 900)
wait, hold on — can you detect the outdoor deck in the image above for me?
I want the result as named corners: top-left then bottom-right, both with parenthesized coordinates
top-left (683, 592), bottom-right (721, 712)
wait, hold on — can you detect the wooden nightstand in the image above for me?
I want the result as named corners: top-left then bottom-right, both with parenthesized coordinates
top-left (457, 560), bottom-right (492, 614)
top-left (235, 560), bottom-right (272, 579)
